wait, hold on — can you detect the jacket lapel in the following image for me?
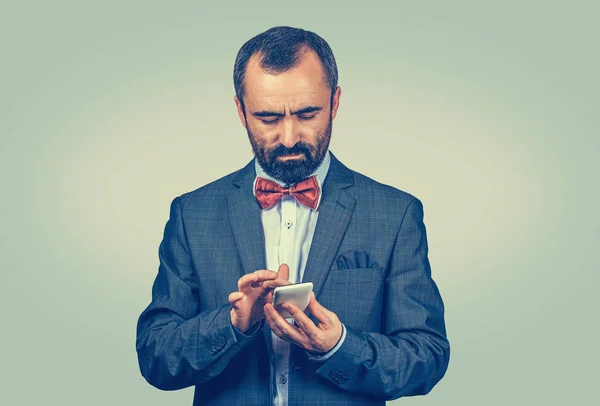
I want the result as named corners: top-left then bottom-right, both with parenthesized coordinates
top-left (301, 152), bottom-right (356, 298)
top-left (227, 159), bottom-right (267, 278)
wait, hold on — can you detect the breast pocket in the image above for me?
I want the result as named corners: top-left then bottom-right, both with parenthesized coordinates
top-left (319, 267), bottom-right (385, 331)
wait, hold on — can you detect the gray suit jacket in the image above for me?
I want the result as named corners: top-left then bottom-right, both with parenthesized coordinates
top-left (136, 152), bottom-right (450, 405)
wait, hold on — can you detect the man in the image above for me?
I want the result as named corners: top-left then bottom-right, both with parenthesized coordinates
top-left (136, 26), bottom-right (450, 405)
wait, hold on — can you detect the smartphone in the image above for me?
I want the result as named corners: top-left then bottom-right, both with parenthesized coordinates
top-left (272, 282), bottom-right (313, 318)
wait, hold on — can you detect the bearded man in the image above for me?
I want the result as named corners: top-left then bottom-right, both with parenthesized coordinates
top-left (136, 26), bottom-right (450, 406)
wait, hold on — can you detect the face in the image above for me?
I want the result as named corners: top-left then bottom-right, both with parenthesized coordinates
top-left (235, 50), bottom-right (341, 185)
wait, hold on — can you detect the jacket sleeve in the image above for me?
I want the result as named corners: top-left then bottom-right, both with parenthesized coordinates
top-left (135, 196), bottom-right (257, 391)
top-left (314, 198), bottom-right (450, 399)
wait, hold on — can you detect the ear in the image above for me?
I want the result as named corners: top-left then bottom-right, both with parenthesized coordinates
top-left (234, 96), bottom-right (247, 129)
top-left (330, 86), bottom-right (342, 120)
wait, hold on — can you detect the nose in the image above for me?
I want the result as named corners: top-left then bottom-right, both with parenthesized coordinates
top-left (279, 117), bottom-right (299, 148)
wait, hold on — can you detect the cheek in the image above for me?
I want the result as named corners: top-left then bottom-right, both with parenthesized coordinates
top-left (248, 122), bottom-right (276, 143)
top-left (301, 118), bottom-right (328, 136)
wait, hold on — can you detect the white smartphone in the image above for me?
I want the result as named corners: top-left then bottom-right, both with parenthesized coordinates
top-left (272, 282), bottom-right (313, 318)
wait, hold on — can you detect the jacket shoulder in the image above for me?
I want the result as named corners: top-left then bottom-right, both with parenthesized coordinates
top-left (175, 168), bottom-right (241, 211)
top-left (350, 169), bottom-right (420, 207)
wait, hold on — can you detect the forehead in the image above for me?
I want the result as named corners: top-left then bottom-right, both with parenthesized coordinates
top-left (243, 50), bottom-right (330, 108)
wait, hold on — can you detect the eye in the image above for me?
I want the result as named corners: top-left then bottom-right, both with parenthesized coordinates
top-left (298, 114), bottom-right (316, 121)
top-left (260, 118), bottom-right (279, 125)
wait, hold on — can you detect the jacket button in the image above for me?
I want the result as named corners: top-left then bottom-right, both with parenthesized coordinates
top-left (329, 370), bottom-right (347, 383)
top-left (212, 336), bottom-right (225, 350)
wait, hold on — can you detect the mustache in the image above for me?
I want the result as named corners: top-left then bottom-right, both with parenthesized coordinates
top-left (269, 142), bottom-right (315, 159)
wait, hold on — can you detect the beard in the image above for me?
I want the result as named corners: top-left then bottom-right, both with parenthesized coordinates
top-left (247, 116), bottom-right (332, 185)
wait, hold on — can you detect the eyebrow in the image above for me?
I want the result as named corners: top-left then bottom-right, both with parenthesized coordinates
top-left (251, 106), bottom-right (323, 118)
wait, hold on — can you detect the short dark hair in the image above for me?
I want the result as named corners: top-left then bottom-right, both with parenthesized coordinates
top-left (233, 26), bottom-right (338, 109)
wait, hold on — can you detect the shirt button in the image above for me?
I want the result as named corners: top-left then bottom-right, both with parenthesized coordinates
top-left (279, 374), bottom-right (287, 384)
top-left (285, 220), bottom-right (293, 229)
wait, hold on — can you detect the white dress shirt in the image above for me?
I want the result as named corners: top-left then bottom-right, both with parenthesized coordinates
top-left (252, 150), bottom-right (347, 406)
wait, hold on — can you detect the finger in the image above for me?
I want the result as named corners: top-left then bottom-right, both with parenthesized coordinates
top-left (307, 293), bottom-right (334, 325)
top-left (260, 277), bottom-right (293, 301)
top-left (262, 277), bottom-right (293, 290)
top-left (238, 273), bottom-right (258, 291)
top-left (260, 288), bottom-right (273, 300)
top-left (259, 277), bottom-right (291, 302)
top-left (228, 291), bottom-right (244, 307)
top-left (277, 263), bottom-right (290, 282)
top-left (239, 270), bottom-right (280, 290)
top-left (253, 269), bottom-right (279, 281)
top-left (260, 286), bottom-right (276, 304)
top-left (263, 304), bottom-right (285, 336)
top-left (282, 302), bottom-right (319, 339)
top-left (268, 305), bottom-right (309, 345)
top-left (264, 305), bottom-right (308, 348)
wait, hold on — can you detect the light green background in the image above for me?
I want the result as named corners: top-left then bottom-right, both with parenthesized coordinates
top-left (1, 1), bottom-right (598, 405)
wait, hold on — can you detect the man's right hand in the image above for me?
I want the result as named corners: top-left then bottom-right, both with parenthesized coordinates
top-left (229, 264), bottom-right (291, 333)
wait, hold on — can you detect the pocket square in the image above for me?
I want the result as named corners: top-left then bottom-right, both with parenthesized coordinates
top-left (335, 250), bottom-right (379, 270)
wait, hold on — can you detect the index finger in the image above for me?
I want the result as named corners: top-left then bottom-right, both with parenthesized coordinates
top-left (238, 273), bottom-right (259, 290)
top-left (281, 302), bottom-right (319, 339)
top-left (263, 277), bottom-right (293, 290)
top-left (250, 270), bottom-right (280, 288)
top-left (253, 269), bottom-right (279, 281)
top-left (238, 270), bottom-right (277, 290)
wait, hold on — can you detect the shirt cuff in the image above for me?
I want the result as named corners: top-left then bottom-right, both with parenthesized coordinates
top-left (307, 323), bottom-right (347, 362)
top-left (231, 318), bottom-right (264, 340)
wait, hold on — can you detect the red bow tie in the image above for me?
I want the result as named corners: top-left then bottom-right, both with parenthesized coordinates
top-left (255, 176), bottom-right (320, 210)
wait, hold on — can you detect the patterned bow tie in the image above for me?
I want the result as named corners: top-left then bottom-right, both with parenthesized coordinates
top-left (255, 176), bottom-right (320, 210)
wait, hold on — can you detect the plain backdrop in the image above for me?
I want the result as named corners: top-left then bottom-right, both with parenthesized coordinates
top-left (1, 1), bottom-right (598, 405)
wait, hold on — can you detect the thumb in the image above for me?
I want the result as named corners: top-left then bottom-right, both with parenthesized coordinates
top-left (308, 293), bottom-right (334, 327)
top-left (307, 292), bottom-right (325, 317)
top-left (278, 263), bottom-right (290, 282)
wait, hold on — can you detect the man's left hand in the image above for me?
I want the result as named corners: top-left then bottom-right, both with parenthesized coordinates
top-left (264, 293), bottom-right (343, 354)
